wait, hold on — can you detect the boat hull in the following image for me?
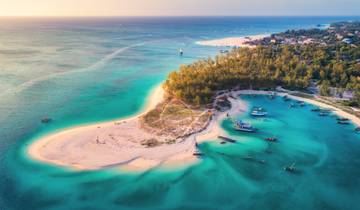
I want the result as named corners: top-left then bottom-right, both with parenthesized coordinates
top-left (234, 127), bottom-right (256, 132)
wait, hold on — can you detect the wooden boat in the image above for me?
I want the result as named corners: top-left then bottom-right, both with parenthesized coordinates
top-left (265, 137), bottom-right (277, 142)
top-left (283, 95), bottom-right (290, 101)
top-left (318, 112), bottom-right (328, 116)
top-left (337, 117), bottom-right (349, 121)
top-left (41, 117), bottom-right (52, 123)
top-left (283, 162), bottom-right (296, 172)
top-left (193, 148), bottom-right (203, 156)
top-left (337, 120), bottom-right (350, 125)
top-left (218, 136), bottom-right (236, 143)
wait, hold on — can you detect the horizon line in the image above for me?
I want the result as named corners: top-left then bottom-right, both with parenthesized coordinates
top-left (0, 15), bottom-right (359, 18)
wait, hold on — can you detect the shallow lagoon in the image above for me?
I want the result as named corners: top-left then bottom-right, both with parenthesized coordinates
top-left (3, 95), bottom-right (360, 210)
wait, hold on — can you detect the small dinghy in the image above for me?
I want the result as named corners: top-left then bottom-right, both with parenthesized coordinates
top-left (319, 112), bottom-right (328, 116)
top-left (283, 95), bottom-right (290, 101)
top-left (193, 150), bottom-right (203, 156)
top-left (337, 117), bottom-right (349, 122)
top-left (41, 117), bottom-right (52, 124)
top-left (289, 103), bottom-right (295, 108)
top-left (337, 120), bottom-right (350, 125)
top-left (284, 162), bottom-right (296, 173)
top-left (265, 137), bottom-right (277, 142)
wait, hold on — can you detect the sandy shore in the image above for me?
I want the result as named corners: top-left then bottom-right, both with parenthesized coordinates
top-left (196, 34), bottom-right (269, 47)
top-left (27, 88), bottom-right (360, 172)
top-left (28, 85), bottom-right (197, 171)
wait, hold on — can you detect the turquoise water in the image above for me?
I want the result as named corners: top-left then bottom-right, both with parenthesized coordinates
top-left (1, 17), bottom-right (360, 210)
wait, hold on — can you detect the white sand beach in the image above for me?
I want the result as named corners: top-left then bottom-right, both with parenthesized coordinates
top-left (196, 34), bottom-right (269, 47)
top-left (27, 88), bottom-right (360, 171)
top-left (28, 85), bottom-right (199, 171)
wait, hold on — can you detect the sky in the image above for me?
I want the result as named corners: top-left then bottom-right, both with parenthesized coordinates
top-left (0, 0), bottom-right (359, 17)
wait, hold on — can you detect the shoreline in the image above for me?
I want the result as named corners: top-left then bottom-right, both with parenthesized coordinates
top-left (196, 34), bottom-right (269, 47)
top-left (27, 88), bottom-right (360, 172)
top-left (235, 90), bottom-right (360, 126)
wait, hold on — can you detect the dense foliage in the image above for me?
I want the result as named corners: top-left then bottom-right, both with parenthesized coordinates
top-left (164, 43), bottom-right (360, 105)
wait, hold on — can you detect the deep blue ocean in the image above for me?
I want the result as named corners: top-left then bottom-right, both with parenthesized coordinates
top-left (0, 16), bottom-right (360, 210)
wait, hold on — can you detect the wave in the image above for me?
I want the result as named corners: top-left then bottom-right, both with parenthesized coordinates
top-left (0, 42), bottom-right (146, 98)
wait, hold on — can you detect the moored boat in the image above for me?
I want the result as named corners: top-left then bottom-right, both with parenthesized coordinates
top-left (318, 112), bottom-right (328, 116)
top-left (193, 150), bottom-right (203, 156)
top-left (283, 162), bottom-right (296, 172)
top-left (337, 117), bottom-right (349, 121)
top-left (265, 137), bottom-right (277, 142)
top-left (283, 95), bottom-right (290, 101)
top-left (337, 120), bottom-right (350, 125)
top-left (41, 117), bottom-right (52, 123)
top-left (250, 107), bottom-right (268, 117)
top-left (218, 135), bottom-right (236, 143)
top-left (234, 120), bottom-right (257, 132)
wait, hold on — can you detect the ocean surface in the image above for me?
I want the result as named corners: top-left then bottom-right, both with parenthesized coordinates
top-left (0, 16), bottom-right (360, 210)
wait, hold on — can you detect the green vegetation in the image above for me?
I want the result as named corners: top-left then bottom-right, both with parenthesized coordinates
top-left (164, 22), bottom-right (360, 106)
top-left (141, 99), bottom-right (211, 138)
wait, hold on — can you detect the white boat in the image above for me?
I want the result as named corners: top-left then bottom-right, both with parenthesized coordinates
top-left (250, 107), bottom-right (267, 117)
top-left (234, 120), bottom-right (256, 132)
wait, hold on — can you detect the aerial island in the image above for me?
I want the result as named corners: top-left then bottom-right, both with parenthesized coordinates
top-left (28, 21), bottom-right (360, 171)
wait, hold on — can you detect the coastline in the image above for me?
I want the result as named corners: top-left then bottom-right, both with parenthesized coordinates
top-left (27, 87), bottom-right (360, 172)
top-left (27, 84), bottom-right (195, 171)
top-left (234, 90), bottom-right (360, 126)
top-left (196, 34), bottom-right (269, 47)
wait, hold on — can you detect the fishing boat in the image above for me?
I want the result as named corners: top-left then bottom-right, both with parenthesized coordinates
top-left (41, 117), bottom-right (52, 123)
top-left (283, 162), bottom-right (296, 172)
top-left (283, 95), bottom-right (290, 101)
top-left (218, 135), bottom-right (236, 143)
top-left (193, 150), bottom-right (203, 156)
top-left (311, 108), bottom-right (321, 112)
top-left (234, 120), bottom-right (257, 132)
top-left (265, 137), bottom-right (277, 142)
top-left (179, 48), bottom-right (184, 56)
top-left (250, 107), bottom-right (268, 117)
top-left (299, 101), bottom-right (305, 107)
top-left (337, 120), bottom-right (350, 125)
top-left (268, 92), bottom-right (276, 99)
top-left (318, 112), bottom-right (328, 116)
top-left (355, 127), bottom-right (360, 132)
top-left (337, 117), bottom-right (349, 121)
